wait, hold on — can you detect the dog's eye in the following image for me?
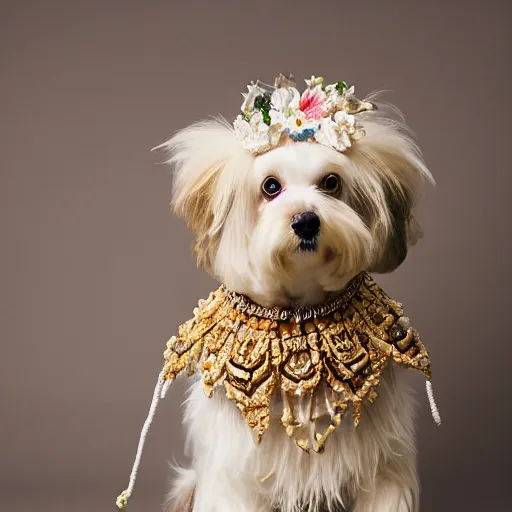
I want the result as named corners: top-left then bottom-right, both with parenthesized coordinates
top-left (319, 173), bottom-right (342, 195)
top-left (261, 177), bottom-right (282, 199)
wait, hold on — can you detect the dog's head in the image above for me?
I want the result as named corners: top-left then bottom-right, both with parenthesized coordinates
top-left (157, 81), bottom-right (433, 307)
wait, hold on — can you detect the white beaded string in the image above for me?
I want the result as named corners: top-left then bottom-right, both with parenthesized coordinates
top-left (426, 380), bottom-right (441, 426)
top-left (116, 370), bottom-right (173, 510)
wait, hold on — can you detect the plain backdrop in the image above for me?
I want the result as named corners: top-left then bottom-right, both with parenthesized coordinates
top-left (1, 1), bottom-right (511, 511)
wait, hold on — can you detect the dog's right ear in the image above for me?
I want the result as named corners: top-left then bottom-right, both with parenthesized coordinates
top-left (154, 118), bottom-right (254, 270)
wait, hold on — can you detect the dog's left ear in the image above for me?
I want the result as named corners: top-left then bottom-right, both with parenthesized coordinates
top-left (348, 107), bottom-right (434, 274)
top-left (369, 181), bottom-right (417, 273)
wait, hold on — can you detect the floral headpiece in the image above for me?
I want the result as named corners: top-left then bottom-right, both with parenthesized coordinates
top-left (233, 74), bottom-right (376, 155)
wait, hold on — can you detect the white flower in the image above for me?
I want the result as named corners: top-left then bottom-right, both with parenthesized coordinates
top-left (270, 87), bottom-right (300, 117)
top-left (233, 112), bottom-right (270, 151)
top-left (314, 118), bottom-right (340, 148)
top-left (233, 115), bottom-right (252, 142)
top-left (313, 113), bottom-right (355, 152)
top-left (334, 111), bottom-right (356, 135)
top-left (269, 108), bottom-right (286, 126)
top-left (285, 110), bottom-right (317, 135)
top-left (286, 110), bottom-right (307, 133)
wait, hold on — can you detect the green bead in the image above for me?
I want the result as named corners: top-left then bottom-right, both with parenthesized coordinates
top-left (336, 81), bottom-right (348, 94)
top-left (261, 109), bottom-right (271, 125)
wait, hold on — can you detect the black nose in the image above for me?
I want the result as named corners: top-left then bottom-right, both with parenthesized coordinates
top-left (291, 211), bottom-right (321, 240)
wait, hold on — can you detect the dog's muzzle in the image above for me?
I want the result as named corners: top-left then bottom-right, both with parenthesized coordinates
top-left (291, 211), bottom-right (320, 251)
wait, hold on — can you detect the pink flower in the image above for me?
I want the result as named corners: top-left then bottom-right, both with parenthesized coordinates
top-left (299, 85), bottom-right (327, 120)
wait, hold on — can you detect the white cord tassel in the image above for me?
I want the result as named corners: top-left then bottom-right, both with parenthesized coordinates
top-left (425, 380), bottom-right (441, 426)
top-left (161, 377), bottom-right (173, 399)
top-left (116, 370), bottom-right (173, 510)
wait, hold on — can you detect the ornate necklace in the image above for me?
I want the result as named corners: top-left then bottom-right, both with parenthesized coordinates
top-left (116, 272), bottom-right (441, 510)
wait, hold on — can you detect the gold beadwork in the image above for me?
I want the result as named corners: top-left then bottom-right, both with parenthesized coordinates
top-left (162, 272), bottom-right (432, 453)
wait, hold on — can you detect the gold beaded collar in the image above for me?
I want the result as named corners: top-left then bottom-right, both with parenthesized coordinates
top-left (162, 272), bottom-right (434, 452)
top-left (224, 271), bottom-right (364, 323)
top-left (116, 272), bottom-right (441, 510)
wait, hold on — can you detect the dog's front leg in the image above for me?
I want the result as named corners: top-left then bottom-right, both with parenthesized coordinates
top-left (183, 379), bottom-right (267, 512)
top-left (352, 460), bottom-right (419, 512)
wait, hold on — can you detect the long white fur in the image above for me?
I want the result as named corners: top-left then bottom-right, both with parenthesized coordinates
top-left (157, 101), bottom-right (433, 512)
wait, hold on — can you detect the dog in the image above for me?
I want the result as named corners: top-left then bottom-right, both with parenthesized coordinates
top-left (158, 75), bottom-right (434, 512)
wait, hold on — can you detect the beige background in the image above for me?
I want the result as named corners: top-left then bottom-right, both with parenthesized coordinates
top-left (1, 0), bottom-right (511, 511)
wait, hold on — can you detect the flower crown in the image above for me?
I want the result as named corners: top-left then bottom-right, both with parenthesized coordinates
top-left (233, 74), bottom-right (376, 155)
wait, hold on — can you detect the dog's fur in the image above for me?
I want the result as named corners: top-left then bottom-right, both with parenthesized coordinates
top-left (159, 97), bottom-right (433, 512)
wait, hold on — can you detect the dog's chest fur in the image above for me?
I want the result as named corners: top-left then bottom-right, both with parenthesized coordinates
top-left (181, 363), bottom-right (415, 512)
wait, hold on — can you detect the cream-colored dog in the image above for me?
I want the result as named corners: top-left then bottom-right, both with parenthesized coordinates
top-left (158, 76), bottom-right (434, 512)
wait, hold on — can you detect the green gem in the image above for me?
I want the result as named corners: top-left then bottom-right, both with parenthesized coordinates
top-left (336, 81), bottom-right (348, 94)
top-left (254, 93), bottom-right (270, 110)
top-left (252, 93), bottom-right (272, 125)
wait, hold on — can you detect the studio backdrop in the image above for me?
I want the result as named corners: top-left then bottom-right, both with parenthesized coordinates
top-left (1, 1), bottom-right (511, 511)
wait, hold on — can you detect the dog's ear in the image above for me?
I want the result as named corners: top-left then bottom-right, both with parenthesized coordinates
top-left (155, 118), bottom-right (254, 270)
top-left (368, 181), bottom-right (414, 273)
top-left (346, 103), bottom-right (434, 274)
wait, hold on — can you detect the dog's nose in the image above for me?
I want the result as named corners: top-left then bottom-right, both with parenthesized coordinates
top-left (291, 211), bottom-right (321, 240)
